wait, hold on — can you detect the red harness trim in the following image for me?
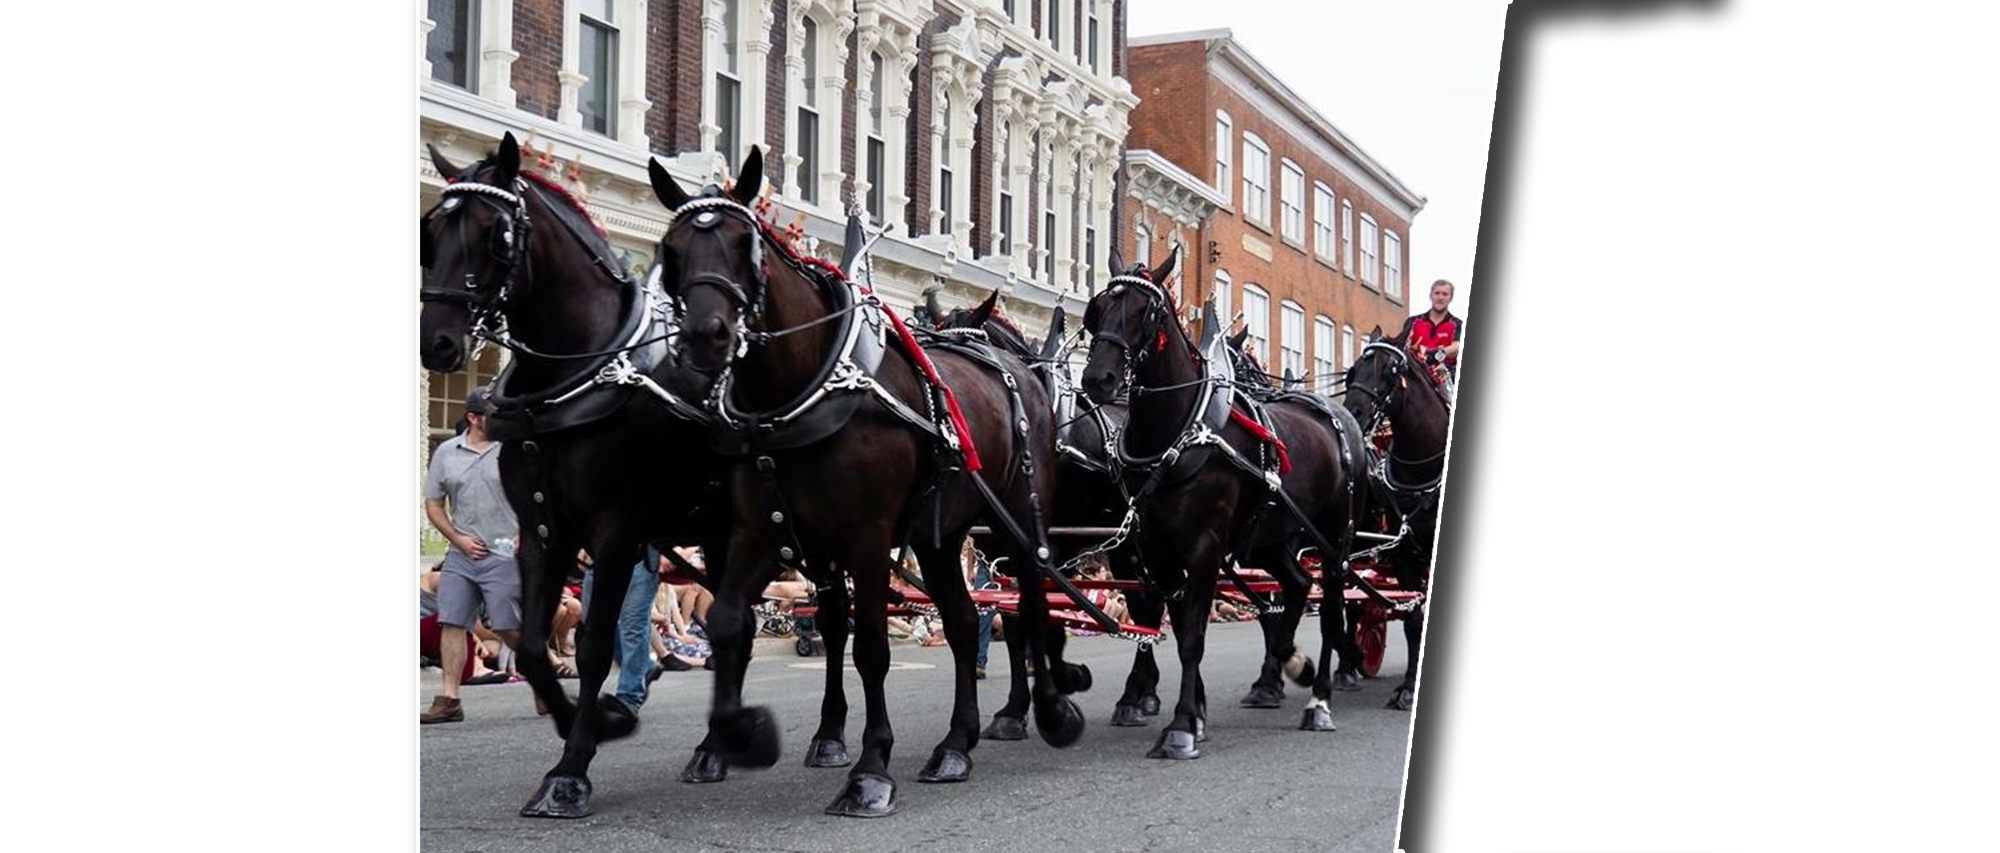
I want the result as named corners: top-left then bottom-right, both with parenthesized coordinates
top-left (517, 171), bottom-right (610, 237)
top-left (1228, 408), bottom-right (1291, 475)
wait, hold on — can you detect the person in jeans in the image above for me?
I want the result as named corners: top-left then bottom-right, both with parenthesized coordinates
top-left (579, 545), bottom-right (663, 718)
top-left (420, 387), bottom-right (521, 724)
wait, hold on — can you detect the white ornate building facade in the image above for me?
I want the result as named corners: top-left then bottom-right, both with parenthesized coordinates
top-left (419, 0), bottom-right (1137, 456)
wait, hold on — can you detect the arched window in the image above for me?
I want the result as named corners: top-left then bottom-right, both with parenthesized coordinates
top-left (1242, 285), bottom-right (1271, 368)
top-left (866, 52), bottom-right (885, 222)
top-left (1212, 268), bottom-right (1232, 333)
top-left (937, 90), bottom-right (953, 236)
top-left (795, 16), bottom-right (820, 204)
top-left (1280, 300), bottom-right (1305, 385)
top-left (1134, 221), bottom-right (1151, 266)
top-left (716, 0), bottom-right (742, 160)
top-left (997, 121), bottom-right (1013, 256)
top-left (1313, 315), bottom-right (1336, 394)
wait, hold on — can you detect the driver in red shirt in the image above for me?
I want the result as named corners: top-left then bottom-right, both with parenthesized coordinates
top-left (1400, 279), bottom-right (1465, 390)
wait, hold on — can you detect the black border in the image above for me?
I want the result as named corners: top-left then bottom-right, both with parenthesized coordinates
top-left (1400, 3), bottom-right (1744, 848)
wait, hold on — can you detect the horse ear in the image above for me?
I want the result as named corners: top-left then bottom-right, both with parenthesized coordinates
top-left (1151, 243), bottom-right (1182, 285)
top-left (1229, 326), bottom-right (1248, 349)
top-left (1042, 307), bottom-right (1066, 360)
top-left (973, 288), bottom-right (1001, 323)
top-left (1082, 294), bottom-right (1103, 333)
top-left (731, 146), bottom-right (765, 205)
top-left (649, 157), bottom-right (691, 211)
top-left (1368, 325), bottom-right (1385, 343)
top-left (428, 144), bottom-right (462, 180)
top-left (1108, 245), bottom-right (1126, 277)
top-left (493, 132), bottom-right (521, 184)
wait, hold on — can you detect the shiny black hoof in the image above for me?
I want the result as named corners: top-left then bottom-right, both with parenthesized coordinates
top-left (519, 775), bottom-right (592, 819)
top-left (804, 737), bottom-right (852, 768)
top-left (1146, 728), bottom-right (1201, 760)
top-left (1289, 656), bottom-right (1318, 688)
top-left (824, 771), bottom-right (897, 818)
top-left (1139, 694), bottom-right (1162, 716)
top-left (720, 706), bottom-right (782, 768)
top-left (1110, 703), bottom-right (1150, 727)
top-left (1386, 687), bottom-right (1415, 711)
top-left (917, 747), bottom-right (973, 783)
top-left (1056, 662), bottom-right (1094, 694)
top-left (680, 748), bottom-right (727, 784)
top-left (1239, 682), bottom-right (1286, 709)
top-left (592, 694), bottom-right (639, 741)
top-left (1332, 670), bottom-right (1365, 692)
top-left (982, 714), bottom-right (1030, 741)
top-left (1193, 716), bottom-right (1208, 743)
top-left (1299, 704), bottom-right (1338, 732)
top-left (1036, 696), bottom-right (1087, 748)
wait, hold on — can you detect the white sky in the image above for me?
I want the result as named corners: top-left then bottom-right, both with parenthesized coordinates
top-left (1127, 0), bottom-right (1509, 318)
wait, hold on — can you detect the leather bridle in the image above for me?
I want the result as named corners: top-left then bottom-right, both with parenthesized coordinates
top-left (1087, 273), bottom-right (1174, 378)
top-left (419, 177), bottom-right (532, 349)
top-left (656, 196), bottom-right (770, 362)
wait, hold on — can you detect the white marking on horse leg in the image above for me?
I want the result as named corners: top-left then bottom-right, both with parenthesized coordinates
top-left (1283, 651), bottom-right (1307, 680)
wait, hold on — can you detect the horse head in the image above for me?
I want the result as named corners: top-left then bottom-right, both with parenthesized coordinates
top-left (647, 146), bottom-right (767, 379)
top-left (420, 132), bottom-right (528, 372)
top-left (1080, 245), bottom-right (1182, 405)
top-left (1343, 325), bottom-right (1409, 427)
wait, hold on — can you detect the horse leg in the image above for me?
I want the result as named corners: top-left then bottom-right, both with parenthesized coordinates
top-left (1013, 542), bottom-right (1086, 749)
top-left (1111, 550), bottom-right (1164, 726)
top-left (512, 524), bottom-right (578, 739)
top-left (520, 535), bottom-right (640, 818)
top-left (826, 536), bottom-right (899, 817)
top-left (803, 579), bottom-right (853, 767)
top-left (981, 610), bottom-right (1032, 740)
top-left (693, 528), bottom-right (786, 781)
top-left (1241, 549), bottom-right (1309, 709)
top-left (914, 541), bottom-right (980, 783)
top-left (1148, 534), bottom-right (1220, 760)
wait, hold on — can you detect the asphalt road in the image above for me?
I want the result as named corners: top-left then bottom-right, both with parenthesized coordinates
top-left (420, 619), bottom-right (1415, 853)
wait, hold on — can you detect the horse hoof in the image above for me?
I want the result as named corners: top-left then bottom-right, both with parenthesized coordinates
top-left (1036, 697), bottom-right (1087, 748)
top-left (1290, 657), bottom-right (1318, 688)
top-left (804, 737), bottom-right (851, 768)
top-left (1332, 670), bottom-right (1365, 692)
top-left (519, 775), bottom-right (592, 819)
top-left (1193, 716), bottom-right (1208, 743)
top-left (1139, 695), bottom-right (1162, 716)
top-left (1057, 662), bottom-right (1093, 694)
top-left (720, 706), bottom-right (782, 768)
top-left (982, 714), bottom-right (1030, 741)
top-left (1110, 703), bottom-right (1150, 727)
top-left (1146, 729), bottom-right (1201, 760)
top-left (1299, 704), bottom-right (1338, 732)
top-left (917, 747), bottom-right (973, 783)
top-left (824, 771), bottom-right (897, 818)
top-left (680, 748), bottom-right (727, 784)
top-left (1239, 682), bottom-right (1286, 709)
top-left (1386, 688), bottom-right (1415, 711)
top-left (592, 694), bottom-right (639, 741)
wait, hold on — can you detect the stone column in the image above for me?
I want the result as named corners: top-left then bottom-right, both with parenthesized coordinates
top-left (479, 0), bottom-right (520, 107)
top-left (616, 0), bottom-right (652, 149)
top-left (1052, 131), bottom-right (1076, 291)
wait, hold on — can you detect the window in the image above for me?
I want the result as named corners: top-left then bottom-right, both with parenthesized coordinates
top-left (1280, 301), bottom-right (1305, 386)
top-left (1134, 222), bottom-right (1151, 266)
top-left (426, 346), bottom-right (505, 454)
top-left (1047, 0), bottom-right (1061, 49)
top-left (795, 17), bottom-right (820, 204)
top-left (1043, 139), bottom-right (1056, 281)
top-left (579, 0), bottom-right (617, 136)
top-left (1005, 0), bottom-right (1016, 20)
top-left (1383, 231), bottom-right (1403, 300)
top-left (1083, 163), bottom-right (1097, 292)
top-left (1360, 213), bottom-right (1379, 288)
top-left (937, 91), bottom-right (953, 236)
top-left (426, 0), bottom-right (478, 90)
top-left (1087, 9), bottom-right (1100, 73)
top-left (1312, 182), bottom-right (1335, 259)
top-left (1313, 316), bottom-right (1336, 394)
top-left (1343, 325), bottom-right (1356, 368)
top-left (716, 0), bottom-right (742, 161)
top-left (866, 53), bottom-right (885, 222)
top-left (1341, 199), bottom-right (1354, 275)
top-left (1280, 159), bottom-right (1304, 243)
top-left (998, 122), bottom-right (1014, 256)
top-left (1213, 269), bottom-right (1232, 330)
top-left (1242, 133), bottom-right (1270, 226)
top-left (1243, 286), bottom-right (1271, 368)
top-left (1214, 111), bottom-right (1232, 194)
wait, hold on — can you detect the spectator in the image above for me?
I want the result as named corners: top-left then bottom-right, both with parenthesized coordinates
top-left (966, 539), bottom-right (994, 679)
top-left (1399, 279), bottom-right (1466, 392)
top-left (578, 545), bottom-right (663, 718)
top-left (421, 387), bottom-right (523, 724)
top-left (649, 581), bottom-right (710, 674)
top-left (420, 565), bottom-right (509, 685)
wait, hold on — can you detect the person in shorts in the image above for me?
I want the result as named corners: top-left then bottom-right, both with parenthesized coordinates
top-left (421, 386), bottom-right (522, 724)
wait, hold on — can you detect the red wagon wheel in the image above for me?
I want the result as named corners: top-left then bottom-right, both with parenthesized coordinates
top-left (1356, 610), bottom-right (1389, 677)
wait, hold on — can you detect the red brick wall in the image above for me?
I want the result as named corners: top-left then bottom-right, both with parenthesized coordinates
top-left (764, 0), bottom-right (788, 190)
top-left (841, 28), bottom-right (858, 210)
top-left (512, 0), bottom-right (563, 121)
top-left (647, 0), bottom-right (703, 155)
top-left (1125, 39), bottom-right (1413, 377)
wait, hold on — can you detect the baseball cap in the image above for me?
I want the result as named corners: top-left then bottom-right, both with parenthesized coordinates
top-left (465, 385), bottom-right (497, 416)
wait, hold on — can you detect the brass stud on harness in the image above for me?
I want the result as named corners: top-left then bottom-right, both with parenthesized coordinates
top-left (536, 524), bottom-right (549, 537)
top-left (532, 491), bottom-right (545, 504)
top-left (770, 511), bottom-right (785, 524)
top-left (779, 546), bottom-right (795, 561)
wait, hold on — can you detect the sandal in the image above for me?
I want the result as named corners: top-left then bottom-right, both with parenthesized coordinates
top-left (553, 659), bottom-right (578, 679)
top-left (464, 671), bottom-right (511, 686)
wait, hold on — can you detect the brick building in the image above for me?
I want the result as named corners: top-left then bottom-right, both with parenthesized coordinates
top-left (1120, 29), bottom-right (1424, 394)
top-left (418, 0), bottom-right (1138, 456)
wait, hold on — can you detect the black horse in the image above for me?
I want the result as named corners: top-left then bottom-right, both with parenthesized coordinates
top-left (1342, 328), bottom-right (1451, 711)
top-left (646, 147), bottom-right (1086, 817)
top-left (1079, 248), bottom-right (1374, 757)
top-left (419, 133), bottom-right (780, 818)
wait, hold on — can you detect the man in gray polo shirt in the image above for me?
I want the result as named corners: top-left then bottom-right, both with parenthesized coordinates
top-left (421, 386), bottom-right (522, 724)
